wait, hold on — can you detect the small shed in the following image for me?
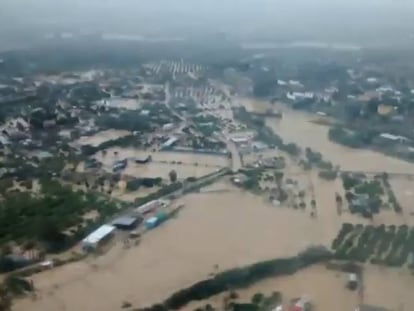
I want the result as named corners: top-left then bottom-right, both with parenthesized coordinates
top-left (112, 216), bottom-right (141, 230)
top-left (82, 224), bottom-right (116, 252)
top-left (145, 217), bottom-right (159, 230)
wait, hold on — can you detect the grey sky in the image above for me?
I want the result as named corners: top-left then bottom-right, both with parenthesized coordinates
top-left (0, 0), bottom-right (413, 42)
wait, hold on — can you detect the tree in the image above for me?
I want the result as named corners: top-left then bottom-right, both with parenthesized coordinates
top-left (251, 293), bottom-right (264, 305)
top-left (0, 285), bottom-right (12, 311)
top-left (274, 172), bottom-right (284, 187)
top-left (169, 170), bottom-right (178, 183)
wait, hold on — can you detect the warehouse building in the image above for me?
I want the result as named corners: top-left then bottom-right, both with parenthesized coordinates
top-left (81, 224), bottom-right (116, 252)
top-left (111, 216), bottom-right (141, 230)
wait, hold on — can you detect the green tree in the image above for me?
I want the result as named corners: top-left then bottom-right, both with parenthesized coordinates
top-left (251, 293), bottom-right (264, 305)
top-left (169, 170), bottom-right (178, 183)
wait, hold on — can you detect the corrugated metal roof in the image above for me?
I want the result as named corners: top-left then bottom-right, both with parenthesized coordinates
top-left (82, 225), bottom-right (116, 245)
top-left (112, 216), bottom-right (138, 227)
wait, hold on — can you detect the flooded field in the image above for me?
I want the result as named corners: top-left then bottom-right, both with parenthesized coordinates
top-left (95, 148), bottom-right (230, 167)
top-left (389, 177), bottom-right (414, 218)
top-left (183, 265), bottom-right (358, 311)
top-left (120, 162), bottom-right (218, 179)
top-left (15, 181), bottom-right (414, 311)
top-left (92, 148), bottom-right (230, 179)
top-left (15, 186), bottom-right (339, 311)
top-left (183, 264), bottom-right (414, 311)
top-left (73, 130), bottom-right (131, 147)
top-left (241, 98), bottom-right (414, 174)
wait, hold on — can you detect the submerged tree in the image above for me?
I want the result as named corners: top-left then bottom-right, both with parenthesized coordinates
top-left (169, 170), bottom-right (178, 183)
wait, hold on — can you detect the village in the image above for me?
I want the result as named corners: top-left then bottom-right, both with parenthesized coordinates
top-left (2, 41), bottom-right (414, 311)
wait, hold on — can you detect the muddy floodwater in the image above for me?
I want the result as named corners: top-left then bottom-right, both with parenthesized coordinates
top-left (93, 148), bottom-right (229, 179)
top-left (242, 98), bottom-right (414, 174)
top-left (183, 265), bottom-right (358, 311)
top-left (15, 183), bottom-right (414, 311)
top-left (183, 264), bottom-right (414, 311)
top-left (15, 97), bottom-right (414, 311)
top-left (73, 130), bottom-right (131, 147)
top-left (15, 186), bottom-right (337, 311)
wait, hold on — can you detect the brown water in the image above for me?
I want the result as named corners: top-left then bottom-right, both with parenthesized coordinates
top-left (15, 97), bottom-right (414, 311)
top-left (73, 130), bottom-right (131, 147)
top-left (183, 265), bottom-right (358, 311)
top-left (183, 264), bottom-right (414, 311)
top-left (94, 148), bottom-right (229, 179)
top-left (242, 98), bottom-right (414, 174)
top-left (15, 187), bottom-right (334, 311)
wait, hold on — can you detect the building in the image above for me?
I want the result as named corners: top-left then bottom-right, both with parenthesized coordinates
top-left (145, 212), bottom-right (167, 230)
top-left (379, 133), bottom-right (410, 144)
top-left (355, 305), bottom-right (389, 311)
top-left (145, 217), bottom-right (158, 229)
top-left (135, 200), bottom-right (162, 214)
top-left (82, 225), bottom-right (116, 251)
top-left (286, 92), bottom-right (314, 101)
top-left (347, 273), bottom-right (358, 290)
top-left (377, 104), bottom-right (394, 116)
top-left (229, 131), bottom-right (255, 144)
top-left (111, 216), bottom-right (141, 230)
top-left (162, 123), bottom-right (175, 131)
top-left (112, 159), bottom-right (127, 172)
top-left (160, 136), bottom-right (178, 150)
top-left (135, 155), bottom-right (152, 164)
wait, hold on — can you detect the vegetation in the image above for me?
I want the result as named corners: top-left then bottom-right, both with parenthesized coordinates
top-left (340, 173), bottom-right (394, 217)
top-left (381, 173), bottom-right (402, 213)
top-left (0, 179), bottom-right (119, 252)
top-left (126, 178), bottom-right (163, 191)
top-left (328, 127), bottom-right (366, 149)
top-left (81, 135), bottom-right (139, 156)
top-left (169, 170), bottom-right (178, 183)
top-left (304, 148), bottom-right (333, 170)
top-left (137, 247), bottom-right (331, 311)
top-left (318, 170), bottom-right (338, 180)
top-left (332, 223), bottom-right (414, 267)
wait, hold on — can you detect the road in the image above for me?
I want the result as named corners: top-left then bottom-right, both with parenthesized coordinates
top-left (225, 140), bottom-right (242, 172)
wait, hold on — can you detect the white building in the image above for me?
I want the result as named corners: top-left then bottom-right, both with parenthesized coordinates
top-left (160, 136), bottom-right (178, 149)
top-left (286, 92), bottom-right (314, 101)
top-left (136, 200), bottom-right (162, 214)
top-left (289, 80), bottom-right (303, 87)
top-left (162, 123), bottom-right (175, 131)
top-left (379, 133), bottom-right (410, 143)
top-left (366, 77), bottom-right (378, 84)
top-left (82, 225), bottom-right (116, 251)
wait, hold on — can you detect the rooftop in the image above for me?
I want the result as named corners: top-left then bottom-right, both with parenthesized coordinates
top-left (82, 224), bottom-right (116, 245)
top-left (112, 216), bottom-right (140, 227)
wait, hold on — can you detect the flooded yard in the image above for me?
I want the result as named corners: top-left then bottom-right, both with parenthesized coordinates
top-left (73, 130), bottom-right (131, 147)
top-left (183, 264), bottom-right (414, 311)
top-left (183, 264), bottom-right (358, 311)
